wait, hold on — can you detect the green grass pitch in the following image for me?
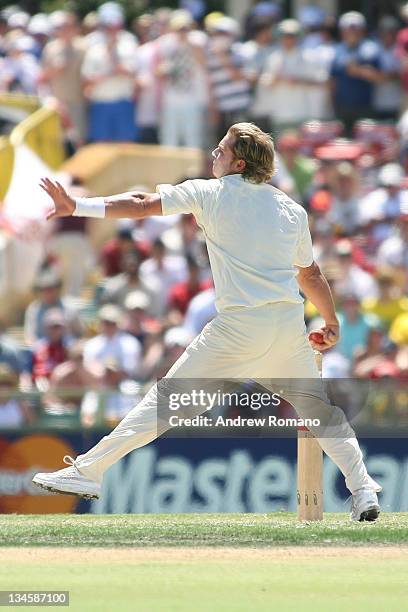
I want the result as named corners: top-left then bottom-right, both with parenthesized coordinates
top-left (1, 513), bottom-right (407, 612)
top-left (1, 512), bottom-right (408, 547)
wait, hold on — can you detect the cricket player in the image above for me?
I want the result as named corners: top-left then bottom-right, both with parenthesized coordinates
top-left (33, 123), bottom-right (381, 521)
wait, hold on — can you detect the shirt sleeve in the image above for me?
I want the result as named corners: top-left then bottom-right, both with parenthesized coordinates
top-left (294, 211), bottom-right (314, 268)
top-left (157, 179), bottom-right (215, 222)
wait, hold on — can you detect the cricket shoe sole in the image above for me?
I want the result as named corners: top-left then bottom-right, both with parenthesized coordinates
top-left (32, 456), bottom-right (101, 500)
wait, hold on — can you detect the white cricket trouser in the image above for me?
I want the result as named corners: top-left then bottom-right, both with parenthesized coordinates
top-left (75, 302), bottom-right (379, 494)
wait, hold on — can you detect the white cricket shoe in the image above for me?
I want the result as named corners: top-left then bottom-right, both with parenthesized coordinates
top-left (32, 456), bottom-right (101, 500)
top-left (350, 488), bottom-right (380, 522)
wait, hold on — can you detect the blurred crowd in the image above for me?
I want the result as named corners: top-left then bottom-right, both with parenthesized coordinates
top-left (3, 2), bottom-right (408, 146)
top-left (0, 2), bottom-right (407, 429)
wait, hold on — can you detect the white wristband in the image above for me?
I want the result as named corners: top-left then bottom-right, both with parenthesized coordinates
top-left (73, 197), bottom-right (106, 218)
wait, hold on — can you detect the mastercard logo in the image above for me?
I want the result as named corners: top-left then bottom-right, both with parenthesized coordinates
top-left (0, 434), bottom-right (78, 514)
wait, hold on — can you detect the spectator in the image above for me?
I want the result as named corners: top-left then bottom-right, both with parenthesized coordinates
top-left (2, 33), bottom-right (40, 94)
top-left (321, 347), bottom-right (351, 378)
top-left (83, 304), bottom-right (142, 380)
top-left (353, 325), bottom-right (397, 377)
top-left (46, 340), bottom-right (97, 413)
top-left (374, 16), bottom-right (402, 121)
top-left (362, 269), bottom-right (408, 330)
top-left (80, 366), bottom-right (143, 428)
top-left (389, 312), bottom-right (408, 346)
top-left (152, 326), bottom-right (192, 379)
top-left (258, 19), bottom-right (310, 134)
top-left (310, 217), bottom-right (335, 265)
top-left (242, 16), bottom-right (275, 132)
top-left (7, 11), bottom-right (30, 34)
top-left (123, 290), bottom-right (152, 348)
top-left (277, 131), bottom-right (317, 201)
top-left (24, 270), bottom-right (82, 346)
top-left (0, 365), bottom-right (34, 429)
top-left (207, 16), bottom-right (252, 140)
top-left (99, 250), bottom-right (161, 316)
top-left (134, 35), bottom-right (162, 144)
top-left (122, 291), bottom-right (165, 381)
top-left (158, 10), bottom-right (208, 148)
top-left (151, 7), bottom-right (173, 40)
top-left (132, 13), bottom-right (153, 45)
top-left (32, 308), bottom-right (70, 384)
top-left (81, 304), bottom-right (143, 426)
top-left (27, 13), bottom-right (50, 58)
top-left (333, 240), bottom-right (378, 301)
top-left (81, 12), bottom-right (99, 38)
top-left (242, 16), bottom-right (275, 77)
top-left (150, 212), bottom-right (196, 256)
top-left (302, 20), bottom-right (336, 121)
top-left (183, 287), bottom-right (216, 336)
top-left (326, 161), bottom-right (362, 235)
top-left (168, 254), bottom-right (213, 320)
top-left (244, 2), bottom-right (281, 40)
top-left (0, 324), bottom-right (24, 376)
top-left (336, 293), bottom-right (380, 362)
top-left (359, 163), bottom-right (407, 241)
top-left (330, 12), bottom-right (381, 134)
top-left (139, 238), bottom-right (187, 315)
top-left (298, 5), bottom-right (327, 50)
top-left (83, 2), bottom-right (136, 49)
top-left (132, 212), bottom-right (181, 248)
top-left (100, 226), bottom-right (147, 277)
top-left (40, 11), bottom-right (87, 145)
top-left (377, 211), bottom-right (408, 272)
top-left (81, 1), bottom-right (138, 142)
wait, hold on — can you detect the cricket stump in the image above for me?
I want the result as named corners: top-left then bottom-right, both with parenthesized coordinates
top-left (297, 351), bottom-right (324, 521)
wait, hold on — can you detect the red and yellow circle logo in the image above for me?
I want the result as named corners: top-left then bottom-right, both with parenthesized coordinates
top-left (0, 434), bottom-right (78, 513)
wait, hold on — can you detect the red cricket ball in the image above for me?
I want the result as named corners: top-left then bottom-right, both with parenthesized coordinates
top-left (309, 331), bottom-right (325, 344)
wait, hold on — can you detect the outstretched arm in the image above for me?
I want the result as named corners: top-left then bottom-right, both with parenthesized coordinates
top-left (296, 261), bottom-right (340, 352)
top-left (40, 178), bottom-right (162, 221)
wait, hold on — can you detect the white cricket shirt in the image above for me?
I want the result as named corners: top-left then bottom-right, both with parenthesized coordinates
top-left (157, 174), bottom-right (313, 312)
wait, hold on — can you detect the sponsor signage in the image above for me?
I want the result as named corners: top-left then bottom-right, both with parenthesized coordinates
top-left (0, 434), bottom-right (407, 514)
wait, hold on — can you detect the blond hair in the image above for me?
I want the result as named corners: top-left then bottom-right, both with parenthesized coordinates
top-left (228, 123), bottom-right (276, 184)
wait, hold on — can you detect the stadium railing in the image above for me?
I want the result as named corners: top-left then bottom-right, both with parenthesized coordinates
top-left (9, 106), bottom-right (65, 170)
top-left (0, 137), bottom-right (14, 201)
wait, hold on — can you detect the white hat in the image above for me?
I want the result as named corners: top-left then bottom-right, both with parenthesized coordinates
top-left (98, 304), bottom-right (123, 324)
top-left (169, 9), bottom-right (193, 31)
top-left (124, 291), bottom-right (151, 311)
top-left (339, 11), bottom-right (366, 30)
top-left (98, 2), bottom-right (124, 27)
top-left (44, 308), bottom-right (66, 327)
top-left (28, 13), bottom-right (50, 36)
top-left (164, 327), bottom-right (192, 348)
top-left (278, 18), bottom-right (302, 36)
top-left (7, 11), bottom-right (29, 30)
top-left (213, 16), bottom-right (239, 36)
top-left (378, 163), bottom-right (403, 187)
top-left (49, 10), bottom-right (71, 30)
